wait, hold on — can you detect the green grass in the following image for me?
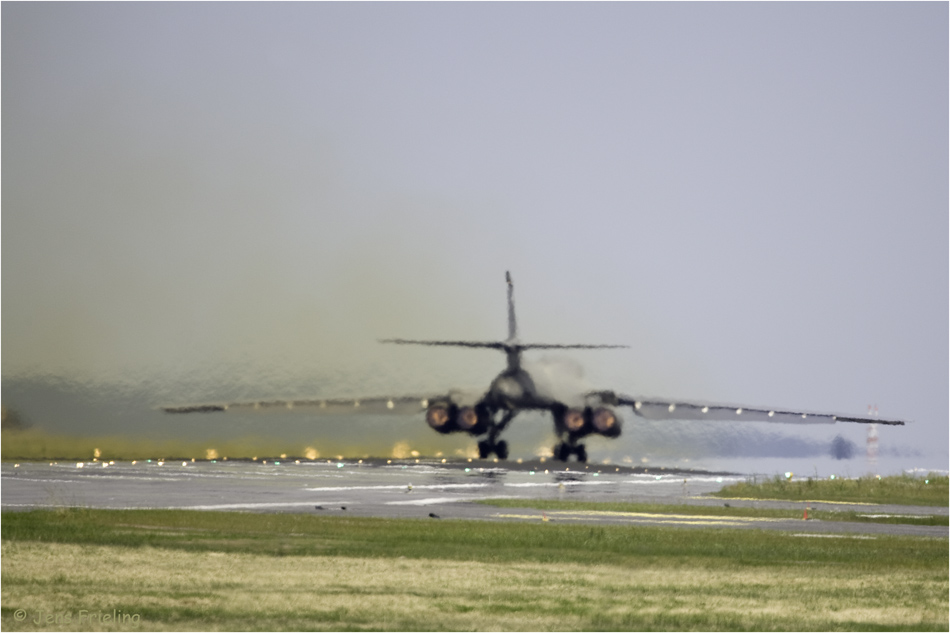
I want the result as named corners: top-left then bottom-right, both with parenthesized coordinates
top-left (0, 508), bottom-right (941, 566)
top-left (1, 429), bottom-right (296, 462)
top-left (1, 509), bottom-right (947, 631)
top-left (712, 473), bottom-right (949, 506)
top-left (476, 498), bottom-right (949, 526)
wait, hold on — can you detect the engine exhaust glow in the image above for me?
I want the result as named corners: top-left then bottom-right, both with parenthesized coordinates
top-left (457, 407), bottom-right (479, 431)
top-left (564, 409), bottom-right (585, 432)
top-left (426, 406), bottom-right (450, 430)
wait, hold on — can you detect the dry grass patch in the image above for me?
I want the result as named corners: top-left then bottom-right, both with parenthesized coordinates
top-left (2, 541), bottom-right (946, 631)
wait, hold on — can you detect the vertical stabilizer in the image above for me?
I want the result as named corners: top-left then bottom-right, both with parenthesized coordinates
top-left (506, 271), bottom-right (517, 341)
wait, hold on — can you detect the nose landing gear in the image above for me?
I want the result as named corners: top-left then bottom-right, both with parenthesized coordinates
top-left (477, 439), bottom-right (509, 460)
top-left (554, 441), bottom-right (587, 463)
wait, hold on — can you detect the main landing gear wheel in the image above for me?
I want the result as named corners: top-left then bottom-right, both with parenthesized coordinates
top-left (478, 439), bottom-right (509, 460)
top-left (554, 442), bottom-right (587, 463)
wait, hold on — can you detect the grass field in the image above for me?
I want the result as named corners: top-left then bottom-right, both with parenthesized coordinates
top-left (2, 509), bottom-right (947, 631)
top-left (712, 473), bottom-right (948, 506)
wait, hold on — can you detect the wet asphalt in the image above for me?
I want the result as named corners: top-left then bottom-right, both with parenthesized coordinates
top-left (2, 459), bottom-right (945, 538)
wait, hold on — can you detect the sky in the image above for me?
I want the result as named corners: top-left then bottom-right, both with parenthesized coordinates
top-left (2, 3), bottom-right (947, 472)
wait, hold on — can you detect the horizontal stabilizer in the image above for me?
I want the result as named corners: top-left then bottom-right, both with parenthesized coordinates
top-left (379, 339), bottom-right (627, 351)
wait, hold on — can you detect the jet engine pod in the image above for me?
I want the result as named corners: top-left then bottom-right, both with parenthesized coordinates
top-left (553, 403), bottom-right (589, 437)
top-left (425, 402), bottom-right (457, 434)
top-left (563, 408), bottom-right (586, 433)
top-left (590, 406), bottom-right (622, 438)
top-left (455, 404), bottom-right (489, 436)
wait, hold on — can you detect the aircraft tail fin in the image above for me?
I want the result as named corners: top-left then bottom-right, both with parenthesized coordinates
top-left (506, 270), bottom-right (517, 341)
top-left (379, 271), bottom-right (627, 353)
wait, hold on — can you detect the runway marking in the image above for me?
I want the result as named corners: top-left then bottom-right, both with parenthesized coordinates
top-left (492, 510), bottom-right (786, 527)
top-left (790, 533), bottom-right (877, 539)
top-left (717, 496), bottom-right (882, 506)
top-left (858, 514), bottom-right (935, 519)
top-left (387, 497), bottom-right (470, 506)
top-left (174, 502), bottom-right (355, 511)
top-left (304, 483), bottom-right (490, 492)
top-left (504, 480), bottom-right (614, 488)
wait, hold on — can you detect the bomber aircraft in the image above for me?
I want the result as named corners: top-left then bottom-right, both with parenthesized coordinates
top-left (164, 272), bottom-right (906, 461)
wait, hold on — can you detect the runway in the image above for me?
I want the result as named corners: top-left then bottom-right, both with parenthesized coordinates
top-left (2, 459), bottom-right (945, 538)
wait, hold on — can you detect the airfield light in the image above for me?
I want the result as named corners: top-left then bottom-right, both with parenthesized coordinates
top-left (262, 460), bottom-right (267, 465)
top-left (275, 461), bottom-right (281, 465)
top-left (94, 448), bottom-right (101, 458)
top-left (529, 471), bottom-right (535, 475)
top-left (785, 472), bottom-right (793, 479)
top-left (387, 460), bottom-right (392, 464)
top-left (76, 463), bottom-right (84, 468)
top-left (337, 463), bottom-right (344, 468)
top-left (702, 406), bottom-right (709, 413)
top-left (182, 461), bottom-right (187, 467)
top-left (736, 408), bottom-right (742, 415)
top-left (280, 454), bottom-right (287, 459)
top-left (925, 480), bottom-right (930, 484)
top-left (14, 464), bottom-right (19, 468)
top-left (716, 477), bottom-right (723, 483)
top-left (295, 460), bottom-right (300, 464)
top-left (465, 468), bottom-right (471, 473)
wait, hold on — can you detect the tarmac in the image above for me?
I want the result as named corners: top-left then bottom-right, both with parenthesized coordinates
top-left (2, 458), bottom-right (946, 538)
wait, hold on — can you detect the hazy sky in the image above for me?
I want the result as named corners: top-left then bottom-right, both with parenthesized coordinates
top-left (3, 3), bottom-right (946, 462)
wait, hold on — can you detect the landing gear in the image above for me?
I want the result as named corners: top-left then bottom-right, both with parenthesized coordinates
top-left (477, 409), bottom-right (515, 460)
top-left (477, 439), bottom-right (508, 460)
top-left (554, 441), bottom-right (587, 463)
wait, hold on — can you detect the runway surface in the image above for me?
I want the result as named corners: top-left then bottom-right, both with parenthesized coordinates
top-left (2, 459), bottom-right (946, 538)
